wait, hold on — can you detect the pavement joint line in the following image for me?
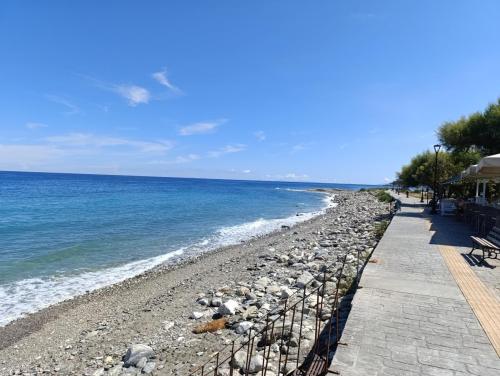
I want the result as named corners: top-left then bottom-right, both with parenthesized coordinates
top-left (439, 244), bottom-right (500, 357)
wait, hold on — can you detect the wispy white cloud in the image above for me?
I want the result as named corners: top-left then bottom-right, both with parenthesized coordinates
top-left (0, 144), bottom-right (63, 169)
top-left (148, 154), bottom-right (200, 165)
top-left (45, 133), bottom-right (173, 153)
top-left (267, 172), bottom-right (310, 181)
top-left (208, 144), bottom-right (246, 158)
top-left (152, 68), bottom-right (182, 94)
top-left (292, 142), bottom-right (314, 153)
top-left (45, 95), bottom-right (80, 115)
top-left (284, 173), bottom-right (309, 179)
top-left (254, 131), bottom-right (266, 141)
top-left (179, 119), bottom-right (226, 136)
top-left (26, 122), bottom-right (48, 130)
top-left (114, 85), bottom-right (151, 106)
top-left (242, 169), bottom-right (251, 174)
top-left (81, 74), bottom-right (151, 107)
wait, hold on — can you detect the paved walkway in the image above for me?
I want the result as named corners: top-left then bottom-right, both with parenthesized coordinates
top-left (329, 195), bottom-right (500, 376)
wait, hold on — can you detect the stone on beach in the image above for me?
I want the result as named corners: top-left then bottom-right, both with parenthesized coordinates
top-left (123, 344), bottom-right (154, 367)
top-left (295, 271), bottom-right (314, 288)
top-left (142, 361), bottom-right (156, 374)
top-left (190, 311), bottom-right (205, 320)
top-left (234, 321), bottom-right (253, 334)
top-left (210, 297), bottom-right (223, 307)
top-left (218, 300), bottom-right (240, 316)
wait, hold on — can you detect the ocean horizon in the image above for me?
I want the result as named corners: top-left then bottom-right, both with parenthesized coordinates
top-left (0, 171), bottom-right (380, 326)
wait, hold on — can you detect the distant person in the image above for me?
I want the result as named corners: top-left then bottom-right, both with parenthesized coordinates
top-left (406, 190), bottom-right (409, 198)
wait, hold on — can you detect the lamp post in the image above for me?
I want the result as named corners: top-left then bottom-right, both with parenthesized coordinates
top-left (431, 144), bottom-right (441, 214)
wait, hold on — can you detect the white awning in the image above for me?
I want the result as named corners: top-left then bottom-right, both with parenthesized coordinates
top-left (476, 153), bottom-right (500, 177)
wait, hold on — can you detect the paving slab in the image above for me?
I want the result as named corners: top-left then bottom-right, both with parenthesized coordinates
top-left (329, 194), bottom-right (500, 375)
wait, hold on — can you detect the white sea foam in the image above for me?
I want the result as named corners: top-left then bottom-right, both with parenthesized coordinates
top-left (0, 191), bottom-right (335, 327)
top-left (0, 248), bottom-right (184, 327)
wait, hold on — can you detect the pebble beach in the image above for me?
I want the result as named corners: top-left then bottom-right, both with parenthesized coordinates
top-left (0, 190), bottom-right (390, 375)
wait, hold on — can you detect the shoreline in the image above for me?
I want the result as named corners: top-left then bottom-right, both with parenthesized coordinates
top-left (0, 190), bottom-right (389, 375)
top-left (0, 191), bottom-right (333, 346)
top-left (0, 189), bottom-right (333, 329)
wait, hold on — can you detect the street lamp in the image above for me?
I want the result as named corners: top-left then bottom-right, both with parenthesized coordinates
top-left (431, 144), bottom-right (441, 214)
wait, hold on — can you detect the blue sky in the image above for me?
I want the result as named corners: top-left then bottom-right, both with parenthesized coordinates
top-left (1, 1), bottom-right (500, 184)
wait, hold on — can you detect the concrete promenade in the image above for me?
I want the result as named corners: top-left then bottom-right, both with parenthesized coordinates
top-left (329, 195), bottom-right (500, 375)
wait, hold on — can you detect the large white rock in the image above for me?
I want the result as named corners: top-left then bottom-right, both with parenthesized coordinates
top-left (229, 352), bottom-right (247, 369)
top-left (234, 321), bottom-right (253, 334)
top-left (142, 361), bottom-right (156, 374)
top-left (295, 271), bottom-right (314, 288)
top-left (123, 344), bottom-right (154, 367)
top-left (218, 300), bottom-right (239, 316)
top-left (190, 311), bottom-right (205, 320)
top-left (280, 286), bottom-right (295, 299)
top-left (244, 355), bottom-right (264, 374)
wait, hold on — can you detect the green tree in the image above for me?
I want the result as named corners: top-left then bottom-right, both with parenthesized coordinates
top-left (438, 99), bottom-right (500, 156)
top-left (397, 150), bottom-right (478, 188)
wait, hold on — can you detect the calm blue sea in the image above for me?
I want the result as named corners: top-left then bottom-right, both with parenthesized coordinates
top-left (0, 171), bottom-right (377, 326)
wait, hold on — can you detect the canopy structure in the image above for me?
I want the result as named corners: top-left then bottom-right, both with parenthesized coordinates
top-left (476, 153), bottom-right (500, 177)
top-left (459, 154), bottom-right (500, 205)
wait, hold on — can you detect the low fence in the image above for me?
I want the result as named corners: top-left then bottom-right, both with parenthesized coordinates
top-left (187, 247), bottom-right (370, 376)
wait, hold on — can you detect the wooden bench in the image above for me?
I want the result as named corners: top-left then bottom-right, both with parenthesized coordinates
top-left (470, 226), bottom-right (500, 260)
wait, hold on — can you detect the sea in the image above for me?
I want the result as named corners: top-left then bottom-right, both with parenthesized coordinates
top-left (0, 171), bottom-right (378, 326)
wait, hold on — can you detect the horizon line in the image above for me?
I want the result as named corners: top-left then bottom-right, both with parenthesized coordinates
top-left (0, 169), bottom-right (385, 187)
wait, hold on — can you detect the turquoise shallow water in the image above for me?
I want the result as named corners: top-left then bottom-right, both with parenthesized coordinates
top-left (0, 171), bottom-right (376, 326)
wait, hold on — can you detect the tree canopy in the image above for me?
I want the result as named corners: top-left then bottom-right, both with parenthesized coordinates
top-left (397, 98), bottom-right (499, 188)
top-left (438, 99), bottom-right (500, 156)
top-left (397, 151), bottom-right (478, 188)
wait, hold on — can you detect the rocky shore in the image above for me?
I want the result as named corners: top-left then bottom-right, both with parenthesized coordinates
top-left (0, 190), bottom-right (390, 375)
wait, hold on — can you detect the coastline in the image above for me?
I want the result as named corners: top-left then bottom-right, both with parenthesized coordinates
top-left (0, 190), bottom-right (389, 375)
top-left (0, 189), bottom-right (334, 329)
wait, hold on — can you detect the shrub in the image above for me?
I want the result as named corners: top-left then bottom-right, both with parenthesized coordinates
top-left (374, 220), bottom-right (390, 239)
top-left (374, 190), bottom-right (394, 203)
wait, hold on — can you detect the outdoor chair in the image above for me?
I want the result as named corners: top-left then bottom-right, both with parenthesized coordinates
top-left (470, 225), bottom-right (500, 261)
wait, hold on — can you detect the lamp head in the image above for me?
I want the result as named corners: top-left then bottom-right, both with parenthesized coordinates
top-left (433, 144), bottom-right (441, 153)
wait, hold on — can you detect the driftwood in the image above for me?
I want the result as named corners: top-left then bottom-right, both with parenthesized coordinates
top-left (192, 318), bottom-right (228, 334)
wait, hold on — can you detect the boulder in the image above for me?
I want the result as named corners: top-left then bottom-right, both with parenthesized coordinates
top-left (142, 361), bottom-right (156, 374)
top-left (242, 305), bottom-right (258, 319)
top-left (295, 271), bottom-right (314, 288)
top-left (244, 355), bottom-right (264, 374)
top-left (211, 297), bottom-right (223, 307)
top-left (197, 297), bottom-right (209, 306)
top-left (136, 357), bottom-right (147, 369)
top-left (280, 287), bottom-right (294, 299)
top-left (234, 321), bottom-right (253, 334)
top-left (229, 352), bottom-right (247, 369)
top-left (190, 311), bottom-right (205, 320)
top-left (123, 344), bottom-right (154, 367)
top-left (218, 300), bottom-right (239, 316)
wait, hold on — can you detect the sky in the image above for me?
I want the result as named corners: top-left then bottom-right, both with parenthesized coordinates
top-left (1, 1), bottom-right (500, 184)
